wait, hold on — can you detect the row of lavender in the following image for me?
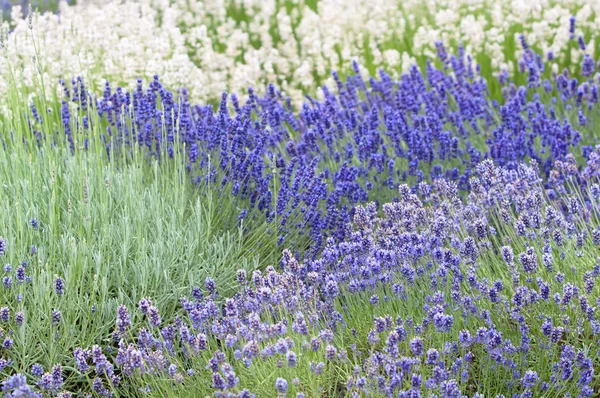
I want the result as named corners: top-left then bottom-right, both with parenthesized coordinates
top-left (3, 156), bottom-right (600, 396)
top-left (33, 35), bottom-right (598, 259)
top-left (3, 35), bottom-right (600, 395)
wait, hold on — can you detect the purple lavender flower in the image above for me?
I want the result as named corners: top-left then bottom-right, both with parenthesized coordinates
top-left (409, 337), bottom-right (424, 356)
top-left (433, 312), bottom-right (454, 333)
top-left (92, 377), bottom-right (112, 397)
top-left (168, 364), bottom-right (177, 378)
top-left (286, 351), bottom-right (297, 367)
top-left (324, 278), bottom-right (339, 298)
top-left (147, 306), bottom-right (161, 327)
top-left (2, 337), bottom-right (12, 350)
top-left (519, 247), bottom-right (538, 274)
top-left (205, 277), bottom-right (217, 296)
top-left (237, 269), bottom-right (247, 285)
top-left (292, 312), bottom-right (308, 335)
top-left (52, 310), bottom-right (61, 326)
top-left (2, 374), bottom-right (38, 397)
top-left (14, 312), bottom-right (23, 326)
top-left (138, 298), bottom-right (152, 315)
top-left (15, 266), bottom-right (25, 283)
top-left (51, 365), bottom-right (63, 390)
top-left (314, 362), bottom-right (325, 375)
top-left (55, 277), bottom-right (65, 295)
top-left (569, 16), bottom-right (576, 39)
top-left (275, 378), bottom-right (288, 394)
top-left (426, 348), bottom-right (439, 365)
top-left (578, 35), bottom-right (586, 50)
top-left (310, 337), bottom-right (321, 352)
top-left (74, 348), bottom-right (90, 372)
top-left (31, 364), bottom-right (44, 377)
top-left (243, 340), bottom-right (259, 359)
top-left (522, 370), bottom-right (538, 388)
top-left (0, 307), bottom-right (9, 323)
top-left (325, 344), bottom-right (337, 361)
top-left (501, 246), bottom-right (515, 265)
top-left (582, 54), bottom-right (595, 76)
top-left (116, 305), bottom-right (131, 335)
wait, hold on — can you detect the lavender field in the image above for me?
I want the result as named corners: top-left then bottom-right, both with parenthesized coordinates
top-left (2, 0), bottom-right (600, 397)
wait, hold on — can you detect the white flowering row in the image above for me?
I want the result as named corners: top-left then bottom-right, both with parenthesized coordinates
top-left (1, 0), bottom-right (598, 107)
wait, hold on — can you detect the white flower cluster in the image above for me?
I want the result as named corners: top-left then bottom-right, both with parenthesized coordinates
top-left (1, 0), bottom-right (598, 106)
top-left (409, 0), bottom-right (598, 74)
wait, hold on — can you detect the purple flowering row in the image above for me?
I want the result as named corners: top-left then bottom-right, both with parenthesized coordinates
top-left (3, 154), bottom-right (600, 395)
top-left (20, 32), bottom-right (600, 258)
